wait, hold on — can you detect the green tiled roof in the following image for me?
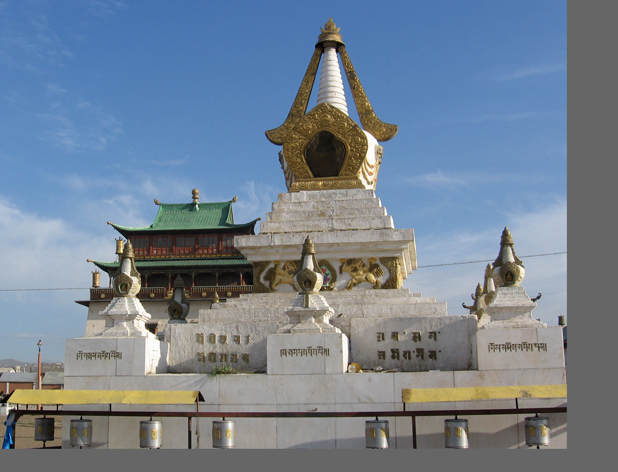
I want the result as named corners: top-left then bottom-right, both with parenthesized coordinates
top-left (92, 257), bottom-right (252, 272)
top-left (109, 200), bottom-right (259, 236)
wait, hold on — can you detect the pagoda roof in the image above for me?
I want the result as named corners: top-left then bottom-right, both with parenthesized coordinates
top-left (108, 200), bottom-right (259, 237)
top-left (91, 257), bottom-right (252, 273)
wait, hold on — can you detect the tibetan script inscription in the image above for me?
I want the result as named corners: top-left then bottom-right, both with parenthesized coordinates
top-left (488, 342), bottom-right (548, 353)
top-left (76, 350), bottom-right (122, 360)
top-left (197, 332), bottom-right (251, 345)
top-left (198, 352), bottom-right (250, 363)
top-left (280, 346), bottom-right (330, 357)
top-left (374, 330), bottom-right (441, 363)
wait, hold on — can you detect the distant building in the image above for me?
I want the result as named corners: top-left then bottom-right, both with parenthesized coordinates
top-left (0, 372), bottom-right (36, 395)
top-left (41, 372), bottom-right (64, 390)
top-left (78, 190), bottom-right (260, 335)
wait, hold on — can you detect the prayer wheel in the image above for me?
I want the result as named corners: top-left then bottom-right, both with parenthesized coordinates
top-left (212, 420), bottom-right (235, 448)
top-left (525, 416), bottom-right (550, 447)
top-left (91, 270), bottom-right (100, 288)
top-left (445, 418), bottom-right (469, 449)
top-left (34, 417), bottom-right (54, 442)
top-left (115, 238), bottom-right (124, 255)
top-left (365, 420), bottom-right (389, 449)
top-left (70, 419), bottom-right (92, 447)
top-left (139, 420), bottom-right (163, 449)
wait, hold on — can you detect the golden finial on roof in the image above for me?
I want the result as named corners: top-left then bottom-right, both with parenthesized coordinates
top-left (154, 198), bottom-right (160, 205)
top-left (232, 196), bottom-right (238, 203)
top-left (318, 18), bottom-right (344, 45)
top-left (192, 188), bottom-right (199, 203)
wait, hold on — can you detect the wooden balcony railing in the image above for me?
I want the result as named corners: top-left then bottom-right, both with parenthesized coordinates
top-left (90, 285), bottom-right (253, 301)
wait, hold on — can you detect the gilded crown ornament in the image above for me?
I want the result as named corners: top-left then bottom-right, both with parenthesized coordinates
top-left (492, 227), bottom-right (525, 287)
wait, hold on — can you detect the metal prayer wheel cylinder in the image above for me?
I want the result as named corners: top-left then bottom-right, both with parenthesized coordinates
top-left (365, 420), bottom-right (389, 449)
top-left (525, 417), bottom-right (550, 447)
top-left (139, 420), bottom-right (163, 449)
top-left (92, 270), bottom-right (100, 288)
top-left (445, 419), bottom-right (469, 449)
top-left (34, 417), bottom-right (54, 442)
top-left (70, 419), bottom-right (92, 447)
top-left (115, 238), bottom-right (124, 255)
top-left (212, 420), bottom-right (236, 448)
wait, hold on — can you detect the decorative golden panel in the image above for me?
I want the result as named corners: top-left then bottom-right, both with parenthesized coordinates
top-left (266, 47), bottom-right (323, 145)
top-left (499, 260), bottom-right (524, 286)
top-left (289, 178), bottom-right (366, 192)
top-left (264, 260), bottom-right (298, 291)
top-left (380, 257), bottom-right (403, 289)
top-left (339, 258), bottom-right (384, 290)
top-left (252, 261), bottom-right (272, 293)
top-left (283, 102), bottom-right (368, 179)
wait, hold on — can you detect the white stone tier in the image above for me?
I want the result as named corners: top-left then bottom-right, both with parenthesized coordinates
top-left (479, 286), bottom-right (546, 329)
top-left (259, 190), bottom-right (394, 233)
top-left (236, 190), bottom-right (417, 276)
top-left (94, 296), bottom-right (154, 338)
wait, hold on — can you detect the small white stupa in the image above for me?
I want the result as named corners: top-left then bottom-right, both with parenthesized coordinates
top-left (93, 241), bottom-right (155, 337)
top-left (278, 236), bottom-right (341, 334)
top-left (478, 227), bottom-right (546, 329)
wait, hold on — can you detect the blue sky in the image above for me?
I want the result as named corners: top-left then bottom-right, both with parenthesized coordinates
top-left (0, 0), bottom-right (566, 362)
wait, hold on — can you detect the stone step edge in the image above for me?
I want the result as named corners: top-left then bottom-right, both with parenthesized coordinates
top-left (264, 208), bottom-right (387, 222)
top-left (260, 216), bottom-right (395, 232)
top-left (271, 198), bottom-right (384, 211)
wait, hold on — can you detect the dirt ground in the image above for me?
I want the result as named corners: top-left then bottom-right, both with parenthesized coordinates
top-left (2, 414), bottom-right (64, 449)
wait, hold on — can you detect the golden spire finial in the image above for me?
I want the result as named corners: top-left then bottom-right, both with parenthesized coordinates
top-left (122, 240), bottom-right (135, 259)
top-left (501, 227), bottom-right (514, 246)
top-left (318, 18), bottom-right (344, 45)
top-left (302, 235), bottom-right (316, 255)
top-left (192, 188), bottom-right (199, 203)
top-left (321, 18), bottom-right (340, 34)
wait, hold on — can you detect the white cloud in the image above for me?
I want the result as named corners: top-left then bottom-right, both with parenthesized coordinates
top-left (87, 0), bottom-right (128, 18)
top-left (0, 196), bottom-right (115, 360)
top-left (404, 170), bottom-right (545, 192)
top-left (495, 63), bottom-right (566, 81)
top-left (228, 181), bottom-right (279, 229)
top-left (150, 157), bottom-right (192, 167)
top-left (405, 170), bottom-right (470, 190)
top-left (35, 95), bottom-right (123, 152)
top-left (467, 112), bottom-right (539, 123)
top-left (0, 196), bottom-right (112, 288)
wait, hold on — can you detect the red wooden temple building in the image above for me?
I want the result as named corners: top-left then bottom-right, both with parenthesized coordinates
top-left (77, 189), bottom-right (259, 334)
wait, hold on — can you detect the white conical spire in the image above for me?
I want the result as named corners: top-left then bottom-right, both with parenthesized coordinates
top-left (316, 45), bottom-right (348, 115)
